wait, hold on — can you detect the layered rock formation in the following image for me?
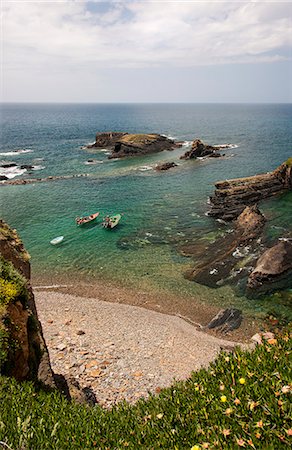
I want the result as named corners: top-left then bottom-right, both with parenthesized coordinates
top-left (209, 160), bottom-right (292, 221)
top-left (180, 139), bottom-right (221, 160)
top-left (87, 132), bottom-right (180, 158)
top-left (185, 205), bottom-right (266, 287)
top-left (0, 219), bottom-right (54, 385)
top-left (247, 240), bottom-right (292, 295)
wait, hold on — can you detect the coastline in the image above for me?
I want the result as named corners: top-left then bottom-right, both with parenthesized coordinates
top-left (35, 289), bottom-right (254, 408)
top-left (32, 273), bottom-right (259, 343)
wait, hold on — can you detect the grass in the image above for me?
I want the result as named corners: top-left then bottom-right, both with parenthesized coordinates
top-left (0, 332), bottom-right (291, 449)
top-left (120, 134), bottom-right (159, 144)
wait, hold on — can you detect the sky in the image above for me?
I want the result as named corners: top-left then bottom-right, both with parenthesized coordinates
top-left (1, 0), bottom-right (292, 103)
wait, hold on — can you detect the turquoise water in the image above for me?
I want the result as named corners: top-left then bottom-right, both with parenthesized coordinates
top-left (1, 103), bottom-right (292, 317)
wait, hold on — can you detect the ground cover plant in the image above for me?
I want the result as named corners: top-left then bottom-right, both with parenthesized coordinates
top-left (0, 331), bottom-right (291, 449)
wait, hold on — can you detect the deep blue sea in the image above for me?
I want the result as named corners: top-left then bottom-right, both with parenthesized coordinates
top-left (1, 103), bottom-right (292, 318)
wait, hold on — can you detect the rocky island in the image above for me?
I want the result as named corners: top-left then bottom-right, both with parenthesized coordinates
top-left (180, 138), bottom-right (225, 159)
top-left (87, 132), bottom-right (181, 158)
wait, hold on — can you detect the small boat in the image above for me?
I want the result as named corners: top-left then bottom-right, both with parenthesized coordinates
top-left (75, 211), bottom-right (99, 226)
top-left (102, 214), bottom-right (122, 229)
top-left (50, 236), bottom-right (64, 245)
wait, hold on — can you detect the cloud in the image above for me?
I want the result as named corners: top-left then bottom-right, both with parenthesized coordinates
top-left (2, 0), bottom-right (292, 73)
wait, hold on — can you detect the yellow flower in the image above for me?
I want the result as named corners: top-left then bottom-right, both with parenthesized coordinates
top-left (225, 356), bottom-right (230, 362)
top-left (255, 432), bottom-right (261, 439)
top-left (239, 378), bottom-right (246, 385)
top-left (195, 387), bottom-right (200, 392)
top-left (191, 446), bottom-right (200, 450)
top-left (220, 395), bottom-right (227, 403)
top-left (249, 401), bottom-right (258, 411)
top-left (256, 420), bottom-right (263, 428)
top-left (267, 338), bottom-right (277, 345)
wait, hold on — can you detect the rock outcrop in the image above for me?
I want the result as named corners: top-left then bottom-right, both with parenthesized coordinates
top-left (155, 162), bottom-right (178, 171)
top-left (0, 220), bottom-right (54, 385)
top-left (87, 132), bottom-right (180, 158)
top-left (1, 173), bottom-right (89, 186)
top-left (180, 139), bottom-right (221, 159)
top-left (247, 240), bottom-right (292, 295)
top-left (209, 160), bottom-right (292, 221)
top-left (87, 132), bottom-right (127, 149)
top-left (185, 205), bottom-right (266, 287)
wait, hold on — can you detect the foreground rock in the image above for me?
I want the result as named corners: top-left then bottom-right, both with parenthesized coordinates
top-left (0, 220), bottom-right (54, 385)
top-left (180, 139), bottom-right (221, 159)
top-left (247, 240), bottom-right (292, 295)
top-left (87, 132), bottom-right (181, 158)
top-left (207, 308), bottom-right (242, 334)
top-left (209, 159), bottom-right (292, 221)
top-left (155, 162), bottom-right (178, 171)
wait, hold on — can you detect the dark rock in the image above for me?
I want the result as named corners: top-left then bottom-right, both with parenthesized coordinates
top-left (155, 162), bottom-right (178, 171)
top-left (1, 173), bottom-right (89, 186)
top-left (86, 132), bottom-right (181, 158)
top-left (54, 374), bottom-right (97, 405)
top-left (110, 134), bottom-right (180, 158)
top-left (209, 160), bottom-right (292, 221)
top-left (0, 176), bottom-right (8, 181)
top-left (87, 132), bottom-right (127, 149)
top-left (207, 308), bottom-right (242, 333)
top-left (180, 139), bottom-right (219, 159)
top-left (185, 205), bottom-right (266, 287)
top-left (0, 162), bottom-right (17, 168)
top-left (20, 164), bottom-right (34, 170)
top-left (235, 205), bottom-right (266, 243)
top-left (247, 240), bottom-right (292, 295)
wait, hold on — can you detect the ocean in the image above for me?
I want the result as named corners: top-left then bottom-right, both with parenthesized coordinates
top-left (1, 103), bottom-right (292, 319)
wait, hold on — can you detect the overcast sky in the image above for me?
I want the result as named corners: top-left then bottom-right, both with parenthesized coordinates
top-left (1, 0), bottom-right (292, 103)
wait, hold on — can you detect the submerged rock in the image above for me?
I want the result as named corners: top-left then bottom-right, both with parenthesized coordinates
top-left (180, 139), bottom-right (219, 159)
top-left (155, 162), bottom-right (178, 171)
top-left (87, 132), bottom-right (181, 158)
top-left (247, 240), bottom-right (292, 295)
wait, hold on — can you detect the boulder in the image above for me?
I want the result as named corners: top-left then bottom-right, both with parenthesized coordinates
top-left (247, 240), bottom-right (292, 295)
top-left (180, 139), bottom-right (219, 159)
top-left (235, 205), bottom-right (266, 243)
top-left (207, 308), bottom-right (242, 333)
top-left (155, 162), bottom-right (178, 171)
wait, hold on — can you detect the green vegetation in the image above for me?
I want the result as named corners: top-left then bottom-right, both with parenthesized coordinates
top-left (0, 257), bottom-right (29, 371)
top-left (0, 219), bottom-right (30, 262)
top-left (285, 157), bottom-right (292, 167)
top-left (120, 134), bottom-right (159, 144)
top-left (0, 333), bottom-right (291, 449)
